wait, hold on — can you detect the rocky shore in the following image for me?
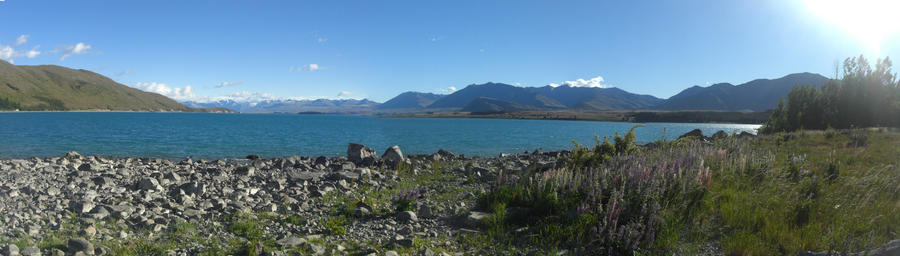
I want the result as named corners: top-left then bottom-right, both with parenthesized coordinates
top-left (0, 144), bottom-right (564, 255)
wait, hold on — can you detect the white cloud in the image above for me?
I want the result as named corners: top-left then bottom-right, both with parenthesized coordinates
top-left (548, 76), bottom-right (610, 88)
top-left (59, 42), bottom-right (91, 60)
top-left (15, 35), bottom-right (29, 46)
top-left (25, 46), bottom-right (40, 58)
top-left (317, 37), bottom-right (328, 43)
top-left (438, 86), bottom-right (457, 94)
top-left (213, 81), bottom-right (243, 88)
top-left (0, 45), bottom-right (13, 59)
top-left (336, 91), bottom-right (352, 98)
top-left (290, 64), bottom-right (322, 72)
top-left (133, 82), bottom-right (197, 101)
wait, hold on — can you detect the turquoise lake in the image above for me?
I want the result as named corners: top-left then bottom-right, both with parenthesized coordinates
top-left (0, 113), bottom-right (760, 159)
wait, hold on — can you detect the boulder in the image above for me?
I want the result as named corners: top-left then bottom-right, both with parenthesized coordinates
top-left (235, 166), bottom-right (255, 176)
top-left (19, 246), bottom-right (39, 256)
top-left (275, 236), bottom-right (307, 247)
top-left (1, 244), bottom-right (18, 256)
top-left (382, 145), bottom-right (404, 163)
top-left (65, 151), bottom-right (82, 159)
top-left (397, 211), bottom-right (417, 223)
top-left (67, 238), bottom-right (93, 255)
top-left (135, 178), bottom-right (163, 191)
top-left (678, 129), bottom-right (705, 140)
top-left (437, 149), bottom-right (455, 158)
top-left (465, 211), bottom-right (490, 228)
top-left (712, 130), bottom-right (729, 140)
top-left (347, 143), bottom-right (376, 164)
top-left (71, 201), bottom-right (95, 214)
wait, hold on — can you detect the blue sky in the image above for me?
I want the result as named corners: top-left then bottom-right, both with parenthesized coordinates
top-left (1, 0), bottom-right (898, 102)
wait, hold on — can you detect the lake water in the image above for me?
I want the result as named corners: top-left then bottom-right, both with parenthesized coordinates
top-left (0, 113), bottom-right (760, 159)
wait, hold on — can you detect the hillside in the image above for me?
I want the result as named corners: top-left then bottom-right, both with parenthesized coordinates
top-left (426, 82), bottom-right (565, 109)
top-left (655, 72), bottom-right (830, 111)
top-left (0, 60), bottom-right (197, 111)
top-left (529, 86), bottom-right (664, 110)
top-left (375, 91), bottom-right (443, 110)
top-left (460, 97), bottom-right (540, 112)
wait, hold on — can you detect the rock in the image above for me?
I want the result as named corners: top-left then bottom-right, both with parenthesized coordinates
top-left (419, 248), bottom-right (436, 256)
top-left (178, 182), bottom-right (206, 197)
top-left (276, 236), bottom-right (307, 247)
top-left (437, 149), bottom-right (455, 158)
top-left (246, 154), bottom-right (260, 160)
top-left (1, 244), bottom-right (18, 256)
top-left (385, 251), bottom-right (399, 256)
top-left (382, 145), bottom-right (404, 163)
top-left (82, 225), bottom-right (97, 237)
top-left (678, 129), bottom-right (705, 140)
top-left (135, 178), bottom-right (163, 191)
top-left (418, 204), bottom-right (433, 218)
top-left (77, 163), bottom-right (97, 172)
top-left (67, 238), bottom-right (93, 255)
top-left (71, 201), bottom-right (95, 214)
top-left (19, 246), bottom-right (39, 256)
top-left (738, 131), bottom-right (756, 138)
top-left (712, 130), bottom-right (729, 140)
top-left (304, 243), bottom-right (325, 255)
top-left (65, 151), bottom-right (82, 159)
top-left (397, 211), bottom-right (417, 223)
top-left (326, 171), bottom-right (359, 182)
top-left (88, 206), bottom-right (110, 220)
top-left (289, 171), bottom-right (325, 182)
top-left (347, 143), bottom-right (376, 164)
top-left (465, 211), bottom-right (490, 228)
top-left (235, 166), bottom-right (255, 176)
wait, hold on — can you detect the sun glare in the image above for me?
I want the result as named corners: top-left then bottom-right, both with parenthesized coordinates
top-left (804, 0), bottom-right (900, 54)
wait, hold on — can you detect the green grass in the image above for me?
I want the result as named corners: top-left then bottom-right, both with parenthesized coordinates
top-left (475, 129), bottom-right (900, 255)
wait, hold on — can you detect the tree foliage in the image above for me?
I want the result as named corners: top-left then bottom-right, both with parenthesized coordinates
top-left (761, 56), bottom-right (900, 133)
top-left (0, 97), bottom-right (21, 110)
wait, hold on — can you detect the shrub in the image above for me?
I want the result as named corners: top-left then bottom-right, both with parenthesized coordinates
top-left (392, 188), bottom-right (422, 212)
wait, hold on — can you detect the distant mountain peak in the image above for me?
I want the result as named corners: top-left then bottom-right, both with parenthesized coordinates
top-left (657, 72), bottom-right (830, 111)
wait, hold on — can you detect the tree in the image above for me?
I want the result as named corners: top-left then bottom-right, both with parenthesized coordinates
top-left (761, 56), bottom-right (900, 133)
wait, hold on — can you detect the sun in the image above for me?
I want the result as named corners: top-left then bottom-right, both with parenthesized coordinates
top-left (804, 0), bottom-right (900, 54)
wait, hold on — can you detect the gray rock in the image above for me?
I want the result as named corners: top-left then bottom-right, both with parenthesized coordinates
top-left (385, 251), bottom-right (399, 256)
top-left (382, 145), bottom-right (404, 163)
top-left (77, 163), bottom-right (97, 172)
top-left (397, 211), bottom-right (417, 223)
top-left (347, 143), bottom-right (376, 164)
top-left (178, 182), bottom-right (206, 197)
top-left (67, 238), bottom-right (93, 255)
top-left (71, 201), bottom-right (95, 214)
top-left (65, 151), bottom-right (82, 159)
top-left (326, 171), bottom-right (359, 181)
top-left (276, 235), bottom-right (307, 247)
top-left (289, 171), bottom-right (325, 182)
top-left (235, 166), bottom-right (255, 176)
top-left (305, 243), bottom-right (325, 255)
top-left (1, 244), bottom-right (19, 256)
top-left (19, 246), bottom-right (39, 256)
top-left (135, 178), bottom-right (163, 191)
top-left (465, 211), bottom-right (490, 228)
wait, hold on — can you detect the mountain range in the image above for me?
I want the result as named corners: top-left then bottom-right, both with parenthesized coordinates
top-left (371, 72), bottom-right (828, 113)
top-left (182, 98), bottom-right (379, 114)
top-left (0, 59), bottom-right (831, 114)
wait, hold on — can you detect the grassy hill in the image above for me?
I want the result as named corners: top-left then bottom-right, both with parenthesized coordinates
top-left (0, 60), bottom-right (198, 111)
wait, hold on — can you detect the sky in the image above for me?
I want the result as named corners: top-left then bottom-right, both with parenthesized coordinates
top-left (1, 0), bottom-right (898, 103)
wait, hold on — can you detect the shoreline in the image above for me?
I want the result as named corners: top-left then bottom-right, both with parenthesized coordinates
top-left (383, 109), bottom-right (771, 124)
